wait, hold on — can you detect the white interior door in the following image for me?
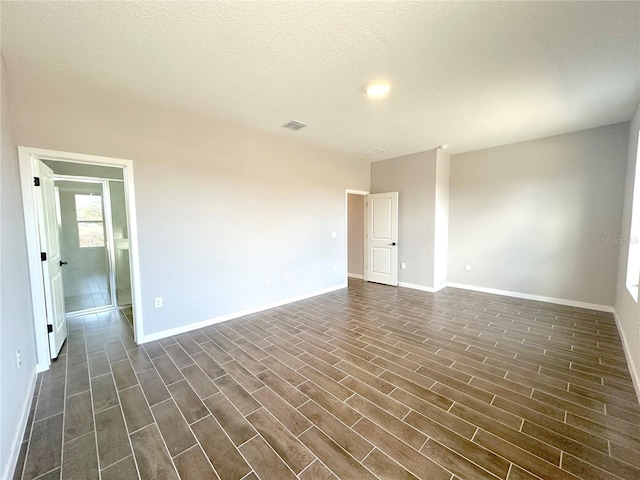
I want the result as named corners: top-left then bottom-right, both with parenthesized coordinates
top-left (365, 192), bottom-right (399, 286)
top-left (35, 161), bottom-right (68, 358)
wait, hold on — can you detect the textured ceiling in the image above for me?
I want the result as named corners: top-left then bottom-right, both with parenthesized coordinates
top-left (2, 1), bottom-right (639, 159)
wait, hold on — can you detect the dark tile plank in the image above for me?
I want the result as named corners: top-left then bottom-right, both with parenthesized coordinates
top-left (62, 431), bottom-right (99, 480)
top-left (181, 364), bottom-right (219, 399)
top-left (253, 386), bottom-right (311, 435)
top-left (246, 408), bottom-right (314, 474)
top-left (64, 391), bottom-right (94, 441)
top-left (353, 417), bottom-right (451, 480)
top-left (203, 393), bottom-right (256, 446)
top-left (151, 399), bottom-right (196, 457)
top-left (111, 359), bottom-right (138, 391)
top-left (168, 379), bottom-right (209, 424)
top-left (239, 435), bottom-right (298, 480)
top-left (100, 456), bottom-right (138, 480)
top-left (192, 415), bottom-right (251, 480)
top-left (91, 373), bottom-right (119, 413)
top-left (22, 414), bottom-right (63, 479)
top-left (95, 406), bottom-right (131, 468)
top-left (174, 446), bottom-right (218, 480)
top-left (299, 426), bottom-right (378, 480)
top-left (130, 424), bottom-right (179, 480)
top-left (138, 368), bottom-right (171, 406)
top-left (120, 385), bottom-right (154, 433)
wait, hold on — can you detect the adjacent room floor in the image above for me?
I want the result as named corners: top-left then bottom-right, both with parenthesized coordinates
top-left (14, 279), bottom-right (640, 480)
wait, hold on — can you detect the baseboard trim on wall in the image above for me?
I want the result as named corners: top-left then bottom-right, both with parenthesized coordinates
top-left (398, 282), bottom-right (446, 293)
top-left (446, 282), bottom-right (615, 313)
top-left (612, 310), bottom-right (640, 406)
top-left (4, 367), bottom-right (37, 480)
top-left (347, 273), bottom-right (364, 279)
top-left (139, 283), bottom-right (348, 344)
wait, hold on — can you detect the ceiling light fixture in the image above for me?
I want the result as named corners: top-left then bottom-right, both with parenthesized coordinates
top-left (366, 83), bottom-right (390, 97)
top-left (440, 144), bottom-right (448, 149)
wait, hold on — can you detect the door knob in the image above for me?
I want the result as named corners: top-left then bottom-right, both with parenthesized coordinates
top-left (389, 242), bottom-right (396, 246)
top-left (59, 261), bottom-right (68, 266)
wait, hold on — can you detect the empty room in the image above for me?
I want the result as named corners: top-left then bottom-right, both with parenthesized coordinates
top-left (2, 2), bottom-right (640, 480)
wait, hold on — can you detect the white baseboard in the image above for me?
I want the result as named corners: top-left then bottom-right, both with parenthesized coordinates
top-left (446, 282), bottom-right (615, 313)
top-left (4, 367), bottom-right (37, 480)
top-left (347, 273), bottom-right (364, 279)
top-left (139, 284), bottom-right (347, 344)
top-left (398, 282), bottom-right (438, 293)
top-left (612, 310), bottom-right (640, 406)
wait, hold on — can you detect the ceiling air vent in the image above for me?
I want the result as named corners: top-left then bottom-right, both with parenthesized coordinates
top-left (354, 146), bottom-right (385, 156)
top-left (281, 120), bottom-right (308, 131)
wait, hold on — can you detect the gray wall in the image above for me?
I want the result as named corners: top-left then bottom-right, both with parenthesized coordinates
top-left (371, 150), bottom-right (437, 287)
top-left (347, 194), bottom-right (364, 277)
top-left (10, 74), bottom-right (371, 337)
top-left (0, 57), bottom-right (37, 480)
top-left (615, 100), bottom-right (640, 394)
top-left (448, 123), bottom-right (629, 306)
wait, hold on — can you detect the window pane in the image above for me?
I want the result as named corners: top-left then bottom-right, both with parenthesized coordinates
top-left (75, 194), bottom-right (103, 221)
top-left (78, 222), bottom-right (105, 248)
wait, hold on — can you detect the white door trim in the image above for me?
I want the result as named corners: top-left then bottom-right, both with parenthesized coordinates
top-left (18, 146), bottom-right (144, 372)
top-left (345, 189), bottom-right (369, 284)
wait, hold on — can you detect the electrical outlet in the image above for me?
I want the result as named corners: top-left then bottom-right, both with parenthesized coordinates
top-left (333, 265), bottom-right (337, 272)
top-left (266, 277), bottom-right (272, 286)
top-left (16, 350), bottom-right (21, 368)
top-left (401, 263), bottom-right (406, 270)
top-left (332, 231), bottom-right (337, 238)
top-left (285, 274), bottom-right (290, 282)
top-left (465, 264), bottom-right (472, 272)
top-left (154, 297), bottom-right (163, 308)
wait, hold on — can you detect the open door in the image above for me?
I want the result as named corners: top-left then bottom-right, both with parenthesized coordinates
top-left (365, 192), bottom-right (399, 286)
top-left (35, 160), bottom-right (68, 358)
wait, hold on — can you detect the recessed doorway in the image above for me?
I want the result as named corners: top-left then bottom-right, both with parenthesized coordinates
top-left (19, 147), bottom-right (143, 371)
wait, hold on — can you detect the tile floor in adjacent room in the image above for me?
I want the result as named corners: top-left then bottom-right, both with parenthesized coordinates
top-left (13, 279), bottom-right (640, 479)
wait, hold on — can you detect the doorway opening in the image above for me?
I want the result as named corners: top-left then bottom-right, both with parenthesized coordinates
top-left (50, 169), bottom-right (132, 316)
top-left (19, 147), bottom-right (143, 371)
top-left (346, 190), bottom-right (368, 285)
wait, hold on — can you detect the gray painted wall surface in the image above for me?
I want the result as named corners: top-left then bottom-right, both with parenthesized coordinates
top-left (0, 57), bottom-right (37, 480)
top-left (615, 101), bottom-right (640, 394)
top-left (347, 194), bottom-right (364, 276)
top-left (448, 123), bottom-right (628, 306)
top-left (10, 76), bottom-right (371, 337)
top-left (371, 151), bottom-right (437, 287)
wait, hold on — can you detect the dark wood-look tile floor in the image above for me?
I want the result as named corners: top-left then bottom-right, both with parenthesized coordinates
top-left (14, 279), bottom-right (640, 480)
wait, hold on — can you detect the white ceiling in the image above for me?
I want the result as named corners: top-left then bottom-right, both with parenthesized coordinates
top-left (2, 1), bottom-right (639, 159)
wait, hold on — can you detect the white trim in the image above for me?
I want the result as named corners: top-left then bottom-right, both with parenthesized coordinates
top-left (18, 146), bottom-right (144, 370)
top-left (3, 368), bottom-right (37, 480)
top-left (398, 281), bottom-right (446, 293)
top-left (348, 273), bottom-right (364, 279)
top-left (139, 283), bottom-right (347, 344)
top-left (446, 282), bottom-right (615, 313)
top-left (612, 310), bottom-right (640, 406)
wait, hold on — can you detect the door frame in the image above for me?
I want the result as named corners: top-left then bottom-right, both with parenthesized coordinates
top-left (19, 146), bottom-right (144, 372)
top-left (345, 189), bottom-right (369, 283)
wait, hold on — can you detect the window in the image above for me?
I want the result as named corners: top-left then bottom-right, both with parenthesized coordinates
top-left (626, 134), bottom-right (640, 301)
top-left (75, 194), bottom-right (105, 248)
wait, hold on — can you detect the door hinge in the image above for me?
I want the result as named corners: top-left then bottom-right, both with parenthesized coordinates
top-left (34, 177), bottom-right (41, 187)
top-left (47, 324), bottom-right (53, 333)
top-left (40, 252), bottom-right (47, 261)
